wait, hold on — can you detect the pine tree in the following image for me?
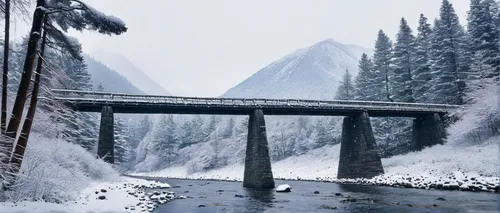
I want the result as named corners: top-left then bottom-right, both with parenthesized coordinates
top-left (152, 115), bottom-right (178, 164)
top-left (313, 120), bottom-right (330, 149)
top-left (465, 50), bottom-right (497, 103)
top-left (467, 0), bottom-right (500, 80)
top-left (221, 117), bottom-right (235, 139)
top-left (354, 53), bottom-right (375, 100)
top-left (372, 30), bottom-right (394, 102)
top-left (414, 14), bottom-right (433, 102)
top-left (293, 117), bottom-right (310, 155)
top-left (130, 116), bottom-right (152, 149)
top-left (203, 115), bottom-right (219, 140)
top-left (114, 118), bottom-right (131, 165)
top-left (430, 0), bottom-right (468, 105)
top-left (335, 69), bottom-right (355, 100)
top-left (178, 120), bottom-right (194, 149)
top-left (392, 18), bottom-right (417, 102)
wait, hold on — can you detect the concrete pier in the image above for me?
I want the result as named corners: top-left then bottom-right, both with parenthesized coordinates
top-left (97, 106), bottom-right (114, 163)
top-left (337, 112), bottom-right (384, 179)
top-left (243, 109), bottom-right (275, 188)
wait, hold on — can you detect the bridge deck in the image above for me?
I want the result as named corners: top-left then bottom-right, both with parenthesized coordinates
top-left (49, 89), bottom-right (459, 117)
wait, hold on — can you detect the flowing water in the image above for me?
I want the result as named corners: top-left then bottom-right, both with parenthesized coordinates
top-left (145, 177), bottom-right (499, 213)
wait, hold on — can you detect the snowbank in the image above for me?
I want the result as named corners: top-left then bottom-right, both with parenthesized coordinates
top-left (134, 137), bottom-right (499, 192)
top-left (6, 133), bottom-right (119, 202)
top-left (133, 84), bottom-right (500, 192)
top-left (0, 134), bottom-right (177, 212)
top-left (0, 177), bottom-right (173, 213)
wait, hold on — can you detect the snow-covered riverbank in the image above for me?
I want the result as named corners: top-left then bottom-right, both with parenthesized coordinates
top-left (0, 177), bottom-right (174, 213)
top-left (132, 136), bottom-right (500, 193)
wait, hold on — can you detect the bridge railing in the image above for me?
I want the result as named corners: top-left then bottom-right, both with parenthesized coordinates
top-left (49, 89), bottom-right (459, 111)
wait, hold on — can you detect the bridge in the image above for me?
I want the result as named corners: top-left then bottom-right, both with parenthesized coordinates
top-left (49, 89), bottom-right (459, 188)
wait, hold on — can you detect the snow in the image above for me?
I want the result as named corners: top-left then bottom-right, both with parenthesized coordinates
top-left (0, 177), bottom-right (171, 213)
top-left (133, 136), bottom-right (499, 192)
top-left (222, 39), bottom-right (370, 100)
top-left (76, 0), bottom-right (126, 28)
top-left (276, 184), bottom-right (291, 192)
top-left (5, 134), bottom-right (119, 202)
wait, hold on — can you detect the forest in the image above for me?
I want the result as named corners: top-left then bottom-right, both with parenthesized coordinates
top-left (0, 0), bottom-right (497, 203)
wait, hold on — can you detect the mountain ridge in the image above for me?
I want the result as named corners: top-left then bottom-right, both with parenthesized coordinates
top-left (222, 39), bottom-right (371, 100)
top-left (92, 50), bottom-right (171, 95)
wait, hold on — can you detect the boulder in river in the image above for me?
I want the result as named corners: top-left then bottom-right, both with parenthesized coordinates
top-left (276, 184), bottom-right (291, 192)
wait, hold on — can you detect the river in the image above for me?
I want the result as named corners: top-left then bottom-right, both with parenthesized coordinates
top-left (142, 177), bottom-right (499, 213)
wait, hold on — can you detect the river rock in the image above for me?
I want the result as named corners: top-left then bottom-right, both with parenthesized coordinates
top-left (436, 197), bottom-right (446, 201)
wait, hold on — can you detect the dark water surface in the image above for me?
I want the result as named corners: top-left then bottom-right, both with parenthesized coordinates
top-left (148, 178), bottom-right (499, 213)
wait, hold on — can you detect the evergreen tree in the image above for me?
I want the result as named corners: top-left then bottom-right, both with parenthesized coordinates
top-left (179, 116), bottom-right (205, 149)
top-left (372, 30), bottom-right (394, 102)
top-left (465, 50), bottom-right (496, 103)
top-left (152, 115), bottom-right (178, 163)
top-left (96, 83), bottom-right (104, 91)
top-left (392, 18), bottom-right (417, 102)
top-left (128, 115), bottom-right (152, 161)
top-left (203, 115), bottom-right (219, 140)
top-left (313, 120), bottom-right (330, 149)
top-left (414, 14), bottom-right (433, 102)
top-left (221, 117), bottom-right (235, 139)
top-left (114, 118), bottom-right (131, 165)
top-left (235, 117), bottom-right (248, 138)
top-left (178, 120), bottom-right (194, 149)
top-left (467, 0), bottom-right (500, 80)
top-left (354, 53), bottom-right (375, 100)
top-left (430, 0), bottom-right (468, 105)
top-left (293, 117), bottom-right (310, 155)
top-left (335, 69), bottom-right (355, 100)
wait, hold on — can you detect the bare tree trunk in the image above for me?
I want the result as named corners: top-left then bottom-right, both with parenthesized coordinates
top-left (8, 22), bottom-right (47, 177)
top-left (4, 0), bottom-right (45, 151)
top-left (2, 0), bottom-right (10, 135)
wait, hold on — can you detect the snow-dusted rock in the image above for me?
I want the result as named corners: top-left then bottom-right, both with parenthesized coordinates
top-left (276, 184), bottom-right (291, 192)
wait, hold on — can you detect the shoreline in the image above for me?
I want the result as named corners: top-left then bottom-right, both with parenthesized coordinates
top-left (126, 174), bottom-right (500, 194)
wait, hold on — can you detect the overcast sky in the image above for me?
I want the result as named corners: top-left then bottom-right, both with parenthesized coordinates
top-left (13, 0), bottom-right (469, 96)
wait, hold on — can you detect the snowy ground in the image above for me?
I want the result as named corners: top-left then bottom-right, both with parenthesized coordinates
top-left (133, 136), bottom-right (499, 192)
top-left (0, 177), bottom-right (173, 213)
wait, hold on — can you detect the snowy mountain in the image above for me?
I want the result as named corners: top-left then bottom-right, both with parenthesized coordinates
top-left (92, 50), bottom-right (171, 95)
top-left (223, 39), bottom-right (372, 100)
top-left (85, 55), bottom-right (144, 94)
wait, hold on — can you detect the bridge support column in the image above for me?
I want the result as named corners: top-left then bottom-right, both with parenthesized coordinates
top-left (243, 109), bottom-right (275, 188)
top-left (98, 106), bottom-right (114, 163)
top-left (337, 112), bottom-right (384, 179)
top-left (412, 113), bottom-right (445, 151)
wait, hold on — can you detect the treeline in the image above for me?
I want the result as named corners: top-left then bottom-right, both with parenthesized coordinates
top-left (333, 0), bottom-right (500, 155)
top-left (0, 0), bottom-right (127, 189)
top-left (336, 0), bottom-right (499, 105)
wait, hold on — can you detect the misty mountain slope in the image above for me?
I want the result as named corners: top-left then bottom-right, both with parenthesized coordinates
top-left (92, 50), bottom-right (170, 95)
top-left (85, 55), bottom-right (144, 94)
top-left (223, 39), bottom-right (370, 100)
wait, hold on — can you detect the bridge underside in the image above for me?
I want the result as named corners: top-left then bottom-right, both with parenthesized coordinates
top-left (93, 107), bottom-right (448, 187)
top-left (68, 103), bottom-right (447, 117)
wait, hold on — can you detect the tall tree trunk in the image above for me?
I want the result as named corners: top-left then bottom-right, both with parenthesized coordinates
top-left (4, 0), bottom-right (45, 150)
top-left (8, 22), bottom-right (47, 177)
top-left (2, 0), bottom-right (11, 135)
